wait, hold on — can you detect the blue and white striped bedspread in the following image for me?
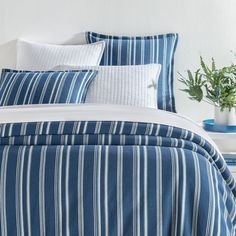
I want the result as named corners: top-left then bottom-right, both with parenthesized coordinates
top-left (0, 120), bottom-right (236, 235)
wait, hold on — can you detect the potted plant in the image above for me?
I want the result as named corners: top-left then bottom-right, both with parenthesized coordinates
top-left (179, 57), bottom-right (236, 125)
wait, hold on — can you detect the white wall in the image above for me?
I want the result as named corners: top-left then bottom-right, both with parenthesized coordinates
top-left (1, 0), bottom-right (236, 121)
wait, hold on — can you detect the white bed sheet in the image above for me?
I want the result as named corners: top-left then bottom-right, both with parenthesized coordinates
top-left (0, 104), bottom-right (218, 150)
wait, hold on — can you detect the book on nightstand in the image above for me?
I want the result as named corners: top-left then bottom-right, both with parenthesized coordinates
top-left (223, 153), bottom-right (236, 165)
top-left (222, 153), bottom-right (236, 180)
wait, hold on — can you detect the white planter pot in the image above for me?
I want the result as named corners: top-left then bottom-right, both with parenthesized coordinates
top-left (214, 106), bottom-right (236, 125)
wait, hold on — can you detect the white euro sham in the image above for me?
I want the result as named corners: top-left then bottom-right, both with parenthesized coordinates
top-left (16, 39), bottom-right (105, 71)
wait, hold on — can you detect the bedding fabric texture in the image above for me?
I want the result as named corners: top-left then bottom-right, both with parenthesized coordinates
top-left (16, 39), bottom-right (105, 71)
top-left (85, 31), bottom-right (178, 112)
top-left (54, 64), bottom-right (161, 109)
top-left (0, 69), bottom-right (97, 106)
top-left (0, 105), bottom-right (236, 235)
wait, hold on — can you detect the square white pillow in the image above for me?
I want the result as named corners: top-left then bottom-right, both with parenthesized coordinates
top-left (54, 64), bottom-right (161, 109)
top-left (16, 39), bottom-right (105, 71)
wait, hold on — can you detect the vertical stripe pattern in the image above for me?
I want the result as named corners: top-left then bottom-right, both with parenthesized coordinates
top-left (85, 32), bottom-right (178, 112)
top-left (0, 69), bottom-right (98, 106)
top-left (0, 120), bottom-right (235, 235)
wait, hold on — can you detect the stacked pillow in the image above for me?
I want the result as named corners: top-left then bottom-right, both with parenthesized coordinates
top-left (86, 32), bottom-right (178, 112)
top-left (54, 64), bottom-right (161, 109)
top-left (0, 32), bottom-right (178, 110)
top-left (0, 69), bottom-right (97, 106)
top-left (0, 39), bottom-right (105, 107)
top-left (17, 39), bottom-right (105, 70)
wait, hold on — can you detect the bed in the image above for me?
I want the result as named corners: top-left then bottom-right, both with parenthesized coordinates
top-left (0, 104), bottom-right (236, 235)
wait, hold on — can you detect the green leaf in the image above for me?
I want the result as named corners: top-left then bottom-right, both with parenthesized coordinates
top-left (211, 57), bottom-right (216, 71)
top-left (179, 56), bottom-right (236, 109)
top-left (200, 56), bottom-right (211, 76)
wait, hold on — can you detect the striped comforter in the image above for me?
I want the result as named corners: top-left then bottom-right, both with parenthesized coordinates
top-left (0, 119), bottom-right (236, 235)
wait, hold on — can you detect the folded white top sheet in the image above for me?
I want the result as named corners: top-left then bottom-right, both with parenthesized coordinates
top-left (0, 104), bottom-right (217, 150)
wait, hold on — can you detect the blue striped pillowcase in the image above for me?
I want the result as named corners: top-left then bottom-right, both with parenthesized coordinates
top-left (85, 32), bottom-right (178, 112)
top-left (0, 69), bottom-right (98, 106)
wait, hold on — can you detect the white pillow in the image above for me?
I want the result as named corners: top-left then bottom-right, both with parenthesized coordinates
top-left (16, 39), bottom-right (105, 71)
top-left (54, 64), bottom-right (161, 109)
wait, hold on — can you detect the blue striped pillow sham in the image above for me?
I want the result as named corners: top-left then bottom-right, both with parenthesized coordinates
top-left (0, 69), bottom-right (98, 106)
top-left (85, 32), bottom-right (178, 112)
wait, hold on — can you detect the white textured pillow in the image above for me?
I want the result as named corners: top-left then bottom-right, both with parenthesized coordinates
top-left (54, 64), bottom-right (161, 109)
top-left (16, 39), bottom-right (105, 71)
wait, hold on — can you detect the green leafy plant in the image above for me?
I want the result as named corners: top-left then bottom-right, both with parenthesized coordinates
top-left (179, 57), bottom-right (236, 111)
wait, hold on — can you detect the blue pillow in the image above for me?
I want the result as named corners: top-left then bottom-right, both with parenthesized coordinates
top-left (86, 32), bottom-right (178, 112)
top-left (0, 69), bottom-right (98, 106)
